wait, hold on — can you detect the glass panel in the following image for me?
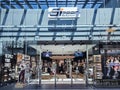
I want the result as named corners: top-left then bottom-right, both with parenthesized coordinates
top-left (68, 0), bottom-right (76, 1)
top-left (78, 0), bottom-right (86, 1)
top-left (31, 5), bottom-right (38, 9)
top-left (40, 5), bottom-right (47, 9)
top-left (29, 1), bottom-right (37, 5)
top-left (14, 5), bottom-right (21, 8)
top-left (3, 5), bottom-right (10, 8)
top-left (85, 4), bottom-right (92, 8)
top-left (39, 1), bottom-right (46, 5)
top-left (38, 0), bottom-right (46, 1)
top-left (68, 1), bottom-right (75, 5)
top-left (47, 0), bottom-right (56, 1)
top-left (11, 1), bottom-right (16, 5)
top-left (1, 39), bottom-right (120, 87)
top-left (23, 5), bottom-right (29, 9)
top-left (76, 4), bottom-right (83, 8)
top-left (18, 0), bottom-right (24, 1)
top-left (58, 0), bottom-right (66, 1)
top-left (58, 1), bottom-right (66, 5)
top-left (48, 1), bottom-right (56, 4)
top-left (49, 4), bottom-right (56, 7)
top-left (94, 4), bottom-right (101, 8)
top-left (67, 4), bottom-right (74, 7)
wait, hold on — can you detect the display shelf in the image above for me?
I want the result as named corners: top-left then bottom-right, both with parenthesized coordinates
top-left (0, 54), bottom-right (16, 85)
top-left (93, 55), bottom-right (102, 79)
top-left (88, 56), bottom-right (94, 80)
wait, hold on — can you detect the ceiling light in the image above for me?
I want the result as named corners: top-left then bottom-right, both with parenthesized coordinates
top-left (106, 27), bottom-right (116, 32)
top-left (34, 36), bottom-right (40, 41)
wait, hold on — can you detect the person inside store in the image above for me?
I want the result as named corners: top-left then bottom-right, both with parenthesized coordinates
top-left (78, 63), bottom-right (84, 74)
top-left (75, 66), bottom-right (79, 78)
top-left (18, 65), bottom-right (25, 83)
top-left (25, 63), bottom-right (31, 84)
top-left (61, 63), bottom-right (64, 73)
top-left (106, 56), bottom-right (114, 78)
top-left (31, 66), bottom-right (37, 79)
top-left (58, 62), bottom-right (64, 74)
top-left (47, 62), bottom-right (51, 74)
top-left (18, 62), bottom-right (32, 84)
top-left (106, 56), bottom-right (120, 79)
top-left (51, 62), bottom-right (56, 75)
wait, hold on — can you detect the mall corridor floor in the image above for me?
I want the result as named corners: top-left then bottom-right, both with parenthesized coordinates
top-left (0, 84), bottom-right (120, 90)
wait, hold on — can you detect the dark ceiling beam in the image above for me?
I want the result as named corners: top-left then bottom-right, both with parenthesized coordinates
top-left (99, 0), bottom-right (111, 8)
top-left (82, 0), bottom-right (89, 8)
top-left (0, 4), bottom-right (8, 9)
top-left (35, 0), bottom-right (41, 9)
top-left (4, 0), bottom-right (16, 9)
top-left (74, 0), bottom-right (78, 7)
top-left (37, 2), bottom-right (103, 5)
top-left (39, 1), bottom-right (74, 3)
top-left (24, 0), bottom-right (33, 9)
top-left (41, 4), bottom-right (74, 5)
top-left (1, 35), bottom-right (120, 38)
top-left (45, 0), bottom-right (49, 8)
top-left (91, 0), bottom-right (99, 8)
top-left (56, 0), bottom-right (58, 7)
top-left (14, 0), bottom-right (24, 8)
top-left (37, 40), bottom-right (120, 45)
top-left (66, 0), bottom-right (68, 7)
top-left (1, 29), bottom-right (120, 33)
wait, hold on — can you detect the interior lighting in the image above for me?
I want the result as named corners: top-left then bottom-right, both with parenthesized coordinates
top-left (0, 25), bottom-right (14, 28)
top-left (96, 24), bottom-right (114, 27)
top-left (106, 27), bottom-right (116, 32)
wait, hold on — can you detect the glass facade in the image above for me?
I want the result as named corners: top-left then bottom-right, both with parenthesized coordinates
top-left (0, 0), bottom-right (120, 88)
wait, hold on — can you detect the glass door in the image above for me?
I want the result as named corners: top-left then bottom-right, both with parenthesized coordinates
top-left (26, 41), bottom-right (41, 85)
top-left (26, 44), bottom-right (97, 87)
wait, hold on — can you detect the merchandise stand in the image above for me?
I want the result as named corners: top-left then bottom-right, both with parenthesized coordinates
top-left (93, 53), bottom-right (120, 87)
top-left (0, 54), bottom-right (16, 87)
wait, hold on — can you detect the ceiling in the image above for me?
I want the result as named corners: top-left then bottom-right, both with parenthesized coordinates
top-left (0, 0), bottom-right (107, 9)
top-left (30, 44), bottom-right (95, 54)
top-left (0, 0), bottom-right (120, 43)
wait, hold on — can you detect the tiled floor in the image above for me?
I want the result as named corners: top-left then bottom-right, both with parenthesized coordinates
top-left (0, 83), bottom-right (120, 90)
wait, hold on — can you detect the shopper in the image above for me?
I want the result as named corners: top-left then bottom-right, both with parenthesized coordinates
top-left (18, 65), bottom-right (25, 83)
top-left (24, 63), bottom-right (31, 84)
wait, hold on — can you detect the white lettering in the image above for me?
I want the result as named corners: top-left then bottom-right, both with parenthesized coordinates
top-left (48, 7), bottom-right (80, 18)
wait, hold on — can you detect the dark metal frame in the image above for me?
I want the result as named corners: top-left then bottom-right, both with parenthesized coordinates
top-left (24, 0), bottom-right (33, 9)
top-left (35, 0), bottom-right (41, 9)
top-left (4, 0), bottom-right (15, 9)
top-left (0, 0), bottom-right (106, 9)
top-left (15, 0), bottom-right (24, 8)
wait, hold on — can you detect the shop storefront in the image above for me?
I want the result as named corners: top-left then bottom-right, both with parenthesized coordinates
top-left (0, 5), bottom-right (120, 88)
top-left (0, 40), bottom-right (120, 88)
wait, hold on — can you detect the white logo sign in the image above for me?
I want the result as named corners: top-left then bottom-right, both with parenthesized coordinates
top-left (48, 7), bottom-right (80, 18)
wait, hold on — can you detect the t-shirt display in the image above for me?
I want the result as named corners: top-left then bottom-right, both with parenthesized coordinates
top-left (1, 54), bottom-right (16, 83)
top-left (93, 55), bottom-right (103, 79)
top-left (105, 56), bottom-right (120, 79)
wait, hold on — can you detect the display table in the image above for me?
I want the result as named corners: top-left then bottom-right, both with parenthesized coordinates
top-left (95, 79), bottom-right (120, 87)
top-left (41, 73), bottom-right (53, 79)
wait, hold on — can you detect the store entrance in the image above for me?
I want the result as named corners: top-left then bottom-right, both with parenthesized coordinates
top-left (47, 55), bottom-right (85, 85)
top-left (1, 40), bottom-right (120, 88)
top-left (28, 44), bottom-right (95, 86)
top-left (0, 41), bottom-right (97, 87)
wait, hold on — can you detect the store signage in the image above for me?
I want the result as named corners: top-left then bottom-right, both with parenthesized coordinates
top-left (48, 7), bottom-right (80, 18)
